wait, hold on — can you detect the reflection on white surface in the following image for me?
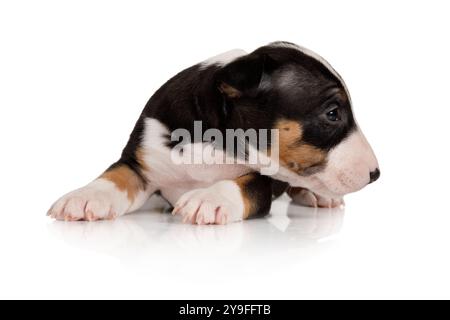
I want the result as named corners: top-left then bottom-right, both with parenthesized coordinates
top-left (6, 190), bottom-right (450, 299)
top-left (47, 195), bottom-right (345, 271)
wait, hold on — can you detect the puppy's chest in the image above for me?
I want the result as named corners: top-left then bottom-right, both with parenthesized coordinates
top-left (142, 150), bottom-right (251, 188)
top-left (140, 118), bottom-right (252, 189)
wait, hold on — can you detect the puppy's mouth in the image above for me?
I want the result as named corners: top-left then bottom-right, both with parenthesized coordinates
top-left (280, 162), bottom-right (341, 196)
top-left (315, 173), bottom-right (364, 198)
top-left (279, 164), bottom-right (368, 198)
top-left (274, 164), bottom-right (339, 198)
top-left (295, 174), bottom-right (344, 198)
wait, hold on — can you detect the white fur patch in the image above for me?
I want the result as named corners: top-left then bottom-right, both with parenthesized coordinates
top-left (324, 128), bottom-right (379, 183)
top-left (172, 180), bottom-right (245, 225)
top-left (48, 179), bottom-right (131, 221)
top-left (200, 49), bottom-right (247, 68)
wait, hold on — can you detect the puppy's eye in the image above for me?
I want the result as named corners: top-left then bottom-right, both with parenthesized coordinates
top-left (326, 105), bottom-right (340, 122)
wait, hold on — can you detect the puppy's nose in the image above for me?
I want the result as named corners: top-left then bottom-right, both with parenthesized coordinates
top-left (369, 168), bottom-right (380, 184)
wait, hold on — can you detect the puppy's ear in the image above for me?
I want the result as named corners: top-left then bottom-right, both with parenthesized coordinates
top-left (216, 53), bottom-right (276, 99)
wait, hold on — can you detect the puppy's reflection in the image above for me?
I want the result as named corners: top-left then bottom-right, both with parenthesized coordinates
top-left (47, 196), bottom-right (345, 264)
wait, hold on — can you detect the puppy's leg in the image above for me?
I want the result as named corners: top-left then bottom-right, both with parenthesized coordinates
top-left (287, 187), bottom-right (344, 208)
top-left (172, 172), bottom-right (272, 225)
top-left (48, 163), bottom-right (155, 221)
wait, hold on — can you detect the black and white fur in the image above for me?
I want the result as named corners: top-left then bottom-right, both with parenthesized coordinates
top-left (48, 41), bottom-right (380, 224)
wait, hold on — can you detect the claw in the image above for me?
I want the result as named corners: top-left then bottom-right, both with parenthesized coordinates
top-left (85, 211), bottom-right (94, 221)
top-left (172, 205), bottom-right (180, 216)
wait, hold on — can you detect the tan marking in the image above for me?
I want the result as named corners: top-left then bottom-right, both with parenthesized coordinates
top-left (135, 147), bottom-right (150, 173)
top-left (275, 119), bottom-right (326, 174)
top-left (219, 82), bottom-right (241, 98)
top-left (101, 165), bottom-right (144, 202)
top-left (235, 173), bottom-right (254, 219)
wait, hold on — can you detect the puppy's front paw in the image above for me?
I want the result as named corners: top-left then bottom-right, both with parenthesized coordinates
top-left (172, 183), bottom-right (244, 225)
top-left (288, 188), bottom-right (344, 208)
top-left (48, 179), bottom-right (129, 221)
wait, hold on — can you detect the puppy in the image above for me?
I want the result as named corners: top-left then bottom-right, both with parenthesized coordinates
top-left (48, 41), bottom-right (380, 224)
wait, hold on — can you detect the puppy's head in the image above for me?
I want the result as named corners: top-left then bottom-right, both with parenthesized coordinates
top-left (216, 41), bottom-right (379, 198)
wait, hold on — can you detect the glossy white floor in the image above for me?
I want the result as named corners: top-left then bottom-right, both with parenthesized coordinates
top-left (2, 181), bottom-right (450, 299)
top-left (2, 1), bottom-right (450, 300)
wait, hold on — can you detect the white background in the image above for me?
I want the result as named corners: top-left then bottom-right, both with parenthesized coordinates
top-left (1, 0), bottom-right (449, 299)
